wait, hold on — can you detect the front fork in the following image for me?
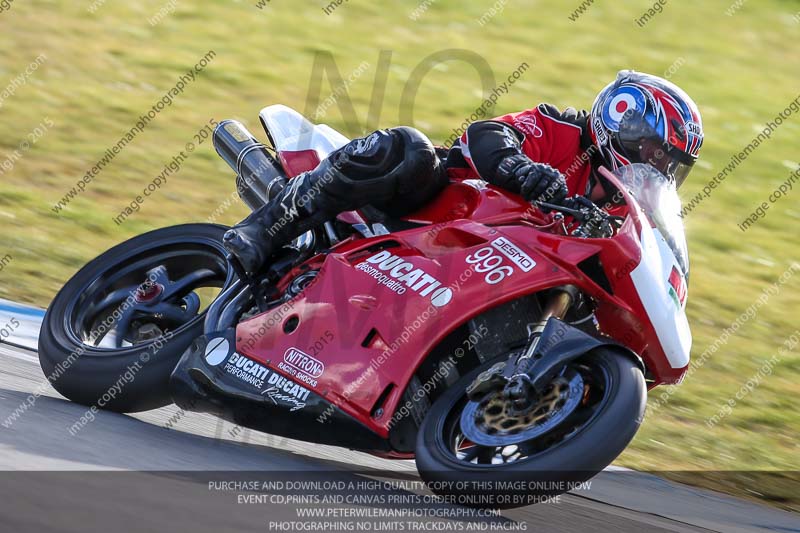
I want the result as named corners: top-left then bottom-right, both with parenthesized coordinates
top-left (466, 285), bottom-right (644, 411)
top-left (503, 285), bottom-right (578, 410)
top-left (466, 285), bottom-right (580, 408)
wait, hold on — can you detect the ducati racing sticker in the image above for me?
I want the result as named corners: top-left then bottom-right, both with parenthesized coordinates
top-left (263, 372), bottom-right (311, 412)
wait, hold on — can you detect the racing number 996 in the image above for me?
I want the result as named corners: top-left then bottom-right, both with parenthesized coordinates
top-left (465, 247), bottom-right (514, 285)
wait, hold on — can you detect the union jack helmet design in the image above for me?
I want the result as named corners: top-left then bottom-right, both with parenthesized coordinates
top-left (589, 70), bottom-right (703, 188)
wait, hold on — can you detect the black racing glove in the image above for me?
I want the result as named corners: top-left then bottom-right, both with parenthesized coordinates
top-left (495, 154), bottom-right (568, 205)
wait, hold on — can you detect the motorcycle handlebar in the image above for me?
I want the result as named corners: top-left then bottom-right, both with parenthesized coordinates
top-left (535, 196), bottom-right (623, 239)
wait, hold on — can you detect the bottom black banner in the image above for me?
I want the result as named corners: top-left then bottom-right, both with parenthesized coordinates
top-left (0, 470), bottom-right (797, 532)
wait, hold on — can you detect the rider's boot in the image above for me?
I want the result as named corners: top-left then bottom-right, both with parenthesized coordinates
top-left (223, 127), bottom-right (445, 274)
top-left (222, 156), bottom-right (345, 274)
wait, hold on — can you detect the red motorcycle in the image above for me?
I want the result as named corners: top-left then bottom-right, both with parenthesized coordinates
top-left (39, 105), bottom-right (691, 507)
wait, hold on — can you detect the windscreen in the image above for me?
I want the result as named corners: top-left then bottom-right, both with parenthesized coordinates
top-left (612, 163), bottom-right (690, 277)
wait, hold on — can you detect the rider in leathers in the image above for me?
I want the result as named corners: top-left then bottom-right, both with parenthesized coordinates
top-left (223, 70), bottom-right (704, 273)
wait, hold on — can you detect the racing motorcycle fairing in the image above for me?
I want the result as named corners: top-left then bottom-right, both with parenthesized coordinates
top-left (170, 328), bottom-right (393, 452)
top-left (169, 108), bottom-right (693, 456)
top-left (226, 177), bottom-right (687, 448)
top-left (597, 165), bottom-right (692, 370)
top-left (259, 104), bottom-right (348, 177)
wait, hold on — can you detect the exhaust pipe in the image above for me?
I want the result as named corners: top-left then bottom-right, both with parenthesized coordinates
top-left (212, 119), bottom-right (286, 210)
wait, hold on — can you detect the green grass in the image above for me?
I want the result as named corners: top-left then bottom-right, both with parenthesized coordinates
top-left (1, 0), bottom-right (798, 510)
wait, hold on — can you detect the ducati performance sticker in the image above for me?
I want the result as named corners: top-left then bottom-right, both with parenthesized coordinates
top-left (356, 251), bottom-right (453, 307)
top-left (224, 352), bottom-right (270, 389)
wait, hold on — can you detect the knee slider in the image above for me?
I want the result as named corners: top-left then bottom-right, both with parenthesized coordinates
top-left (389, 127), bottom-right (441, 194)
top-left (335, 129), bottom-right (401, 179)
top-left (321, 127), bottom-right (444, 210)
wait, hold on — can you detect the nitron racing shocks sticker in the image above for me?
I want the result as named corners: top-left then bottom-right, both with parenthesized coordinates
top-left (278, 347), bottom-right (324, 388)
top-left (203, 337), bottom-right (311, 411)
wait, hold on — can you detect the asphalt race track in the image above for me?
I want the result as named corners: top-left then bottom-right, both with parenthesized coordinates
top-left (0, 301), bottom-right (798, 532)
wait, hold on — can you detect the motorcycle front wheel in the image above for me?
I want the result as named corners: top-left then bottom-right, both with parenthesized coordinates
top-left (415, 347), bottom-right (646, 508)
top-left (38, 223), bottom-right (234, 413)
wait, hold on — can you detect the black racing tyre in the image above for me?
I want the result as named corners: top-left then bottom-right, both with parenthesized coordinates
top-left (38, 223), bottom-right (234, 413)
top-left (415, 347), bottom-right (646, 508)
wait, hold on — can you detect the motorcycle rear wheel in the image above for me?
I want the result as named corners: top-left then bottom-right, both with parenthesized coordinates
top-left (415, 347), bottom-right (646, 508)
top-left (38, 224), bottom-right (234, 413)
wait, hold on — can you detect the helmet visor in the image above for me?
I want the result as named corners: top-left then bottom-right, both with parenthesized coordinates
top-left (617, 110), bottom-right (696, 188)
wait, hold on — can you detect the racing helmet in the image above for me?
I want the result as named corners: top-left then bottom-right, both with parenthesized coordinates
top-left (589, 70), bottom-right (703, 188)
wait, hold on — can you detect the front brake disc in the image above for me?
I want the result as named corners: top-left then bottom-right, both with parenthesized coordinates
top-left (459, 369), bottom-right (584, 447)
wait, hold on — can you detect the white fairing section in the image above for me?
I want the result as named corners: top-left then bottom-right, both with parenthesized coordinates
top-left (259, 104), bottom-right (349, 159)
top-left (630, 226), bottom-right (692, 368)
